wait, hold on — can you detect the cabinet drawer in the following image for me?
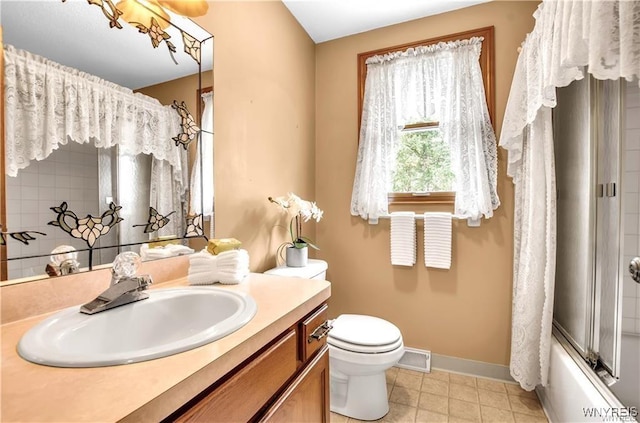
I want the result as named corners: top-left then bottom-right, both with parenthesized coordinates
top-left (175, 329), bottom-right (298, 423)
top-left (300, 304), bottom-right (330, 362)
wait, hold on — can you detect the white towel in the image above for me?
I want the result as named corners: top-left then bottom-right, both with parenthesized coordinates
top-left (423, 212), bottom-right (452, 269)
top-left (390, 212), bottom-right (416, 266)
top-left (188, 249), bottom-right (250, 285)
top-left (140, 243), bottom-right (195, 261)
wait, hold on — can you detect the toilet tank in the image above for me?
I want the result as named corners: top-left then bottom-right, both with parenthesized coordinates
top-left (264, 259), bottom-right (327, 280)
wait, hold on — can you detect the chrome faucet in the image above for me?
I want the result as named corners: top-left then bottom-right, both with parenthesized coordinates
top-left (80, 252), bottom-right (152, 315)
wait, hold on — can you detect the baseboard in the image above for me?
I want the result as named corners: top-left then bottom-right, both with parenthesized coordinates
top-left (427, 352), bottom-right (515, 383)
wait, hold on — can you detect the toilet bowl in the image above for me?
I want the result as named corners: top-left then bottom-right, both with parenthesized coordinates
top-left (328, 314), bottom-right (404, 421)
top-left (264, 260), bottom-right (404, 421)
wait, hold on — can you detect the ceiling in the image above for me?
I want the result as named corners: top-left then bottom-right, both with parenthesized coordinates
top-left (282, 0), bottom-right (492, 44)
top-left (1, 0), bottom-right (213, 90)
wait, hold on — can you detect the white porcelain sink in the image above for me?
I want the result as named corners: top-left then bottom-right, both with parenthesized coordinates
top-left (17, 287), bottom-right (257, 367)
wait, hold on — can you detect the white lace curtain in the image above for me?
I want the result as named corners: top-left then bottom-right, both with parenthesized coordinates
top-left (4, 44), bottom-right (185, 179)
top-left (189, 92), bottom-right (214, 218)
top-left (500, 0), bottom-right (640, 390)
top-left (350, 37), bottom-right (499, 224)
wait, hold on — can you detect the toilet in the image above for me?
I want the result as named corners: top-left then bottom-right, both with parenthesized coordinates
top-left (265, 259), bottom-right (404, 421)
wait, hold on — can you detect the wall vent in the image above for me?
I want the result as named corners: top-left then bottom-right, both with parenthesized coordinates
top-left (396, 347), bottom-right (431, 373)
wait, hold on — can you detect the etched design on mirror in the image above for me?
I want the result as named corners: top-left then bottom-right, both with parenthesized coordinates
top-left (48, 202), bottom-right (124, 248)
top-left (133, 17), bottom-right (179, 65)
top-left (133, 207), bottom-right (176, 233)
top-left (172, 100), bottom-right (201, 149)
top-left (62, 0), bottom-right (124, 29)
top-left (60, 0), bottom-right (208, 65)
top-left (184, 214), bottom-right (204, 238)
top-left (182, 32), bottom-right (201, 64)
top-left (0, 230), bottom-right (47, 246)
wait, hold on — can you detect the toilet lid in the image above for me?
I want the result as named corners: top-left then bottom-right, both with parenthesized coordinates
top-left (328, 314), bottom-right (402, 353)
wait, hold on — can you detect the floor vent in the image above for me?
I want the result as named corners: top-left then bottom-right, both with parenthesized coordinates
top-left (396, 347), bottom-right (431, 373)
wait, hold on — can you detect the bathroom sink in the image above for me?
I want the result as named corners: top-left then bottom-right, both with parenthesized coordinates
top-left (17, 287), bottom-right (257, 367)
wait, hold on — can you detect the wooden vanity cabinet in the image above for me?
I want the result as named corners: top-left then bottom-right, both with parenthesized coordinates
top-left (170, 303), bottom-right (330, 423)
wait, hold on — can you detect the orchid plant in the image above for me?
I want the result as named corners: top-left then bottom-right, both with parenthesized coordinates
top-left (268, 193), bottom-right (323, 253)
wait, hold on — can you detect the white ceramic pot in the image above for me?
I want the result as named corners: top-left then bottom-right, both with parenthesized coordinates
top-left (286, 245), bottom-right (308, 267)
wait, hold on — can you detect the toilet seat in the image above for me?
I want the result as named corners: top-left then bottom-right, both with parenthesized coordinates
top-left (328, 314), bottom-right (402, 354)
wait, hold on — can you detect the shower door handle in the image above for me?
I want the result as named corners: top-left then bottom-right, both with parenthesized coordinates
top-left (628, 257), bottom-right (640, 284)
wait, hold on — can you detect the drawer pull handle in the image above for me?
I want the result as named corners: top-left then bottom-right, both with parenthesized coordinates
top-left (308, 320), bottom-right (333, 343)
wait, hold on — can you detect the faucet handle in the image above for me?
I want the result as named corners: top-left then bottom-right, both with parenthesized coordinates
top-left (112, 252), bottom-right (142, 279)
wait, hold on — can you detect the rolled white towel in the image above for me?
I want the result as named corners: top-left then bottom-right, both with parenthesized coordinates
top-left (187, 249), bottom-right (250, 285)
top-left (165, 244), bottom-right (195, 255)
top-left (140, 244), bottom-right (171, 261)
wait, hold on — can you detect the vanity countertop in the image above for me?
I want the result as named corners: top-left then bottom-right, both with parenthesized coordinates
top-left (0, 273), bottom-right (331, 422)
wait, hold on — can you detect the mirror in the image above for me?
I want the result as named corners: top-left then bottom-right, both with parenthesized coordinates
top-left (0, 0), bottom-right (214, 282)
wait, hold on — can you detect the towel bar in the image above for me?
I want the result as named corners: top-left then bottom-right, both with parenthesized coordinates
top-left (379, 214), bottom-right (481, 227)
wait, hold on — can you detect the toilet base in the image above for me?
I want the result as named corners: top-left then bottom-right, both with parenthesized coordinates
top-left (330, 371), bottom-right (389, 421)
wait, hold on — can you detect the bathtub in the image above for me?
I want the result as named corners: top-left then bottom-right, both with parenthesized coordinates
top-left (536, 331), bottom-right (637, 422)
top-left (610, 334), bottom-right (640, 411)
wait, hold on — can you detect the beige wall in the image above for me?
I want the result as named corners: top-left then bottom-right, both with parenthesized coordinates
top-left (315, 1), bottom-right (539, 366)
top-left (194, 2), bottom-right (317, 271)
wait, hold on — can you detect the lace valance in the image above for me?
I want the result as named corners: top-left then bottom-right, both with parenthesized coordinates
top-left (500, 0), bottom-right (640, 179)
top-left (4, 44), bottom-right (185, 178)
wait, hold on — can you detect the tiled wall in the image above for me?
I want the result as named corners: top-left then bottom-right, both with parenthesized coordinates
top-left (623, 79), bottom-right (640, 335)
top-left (5, 142), bottom-right (99, 279)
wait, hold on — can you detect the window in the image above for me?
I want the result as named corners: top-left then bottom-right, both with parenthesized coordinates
top-left (356, 27), bottom-right (495, 206)
top-left (390, 122), bottom-right (455, 204)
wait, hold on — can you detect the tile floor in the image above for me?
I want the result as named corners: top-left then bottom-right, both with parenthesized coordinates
top-left (330, 367), bottom-right (549, 423)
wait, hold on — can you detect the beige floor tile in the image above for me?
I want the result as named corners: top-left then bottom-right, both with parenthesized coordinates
top-left (418, 392), bottom-right (449, 415)
top-left (476, 378), bottom-right (507, 393)
top-left (449, 383), bottom-right (479, 403)
top-left (424, 370), bottom-right (450, 382)
top-left (416, 409), bottom-right (449, 423)
top-left (449, 373), bottom-right (477, 388)
top-left (505, 383), bottom-right (537, 398)
top-left (331, 411), bottom-right (349, 423)
top-left (388, 383), bottom-right (394, 399)
top-left (447, 418), bottom-right (478, 423)
top-left (478, 389), bottom-right (511, 410)
top-left (390, 386), bottom-right (421, 407)
top-left (508, 395), bottom-right (545, 417)
top-left (481, 405), bottom-right (515, 423)
top-left (513, 412), bottom-right (548, 422)
top-left (396, 372), bottom-right (424, 391)
top-left (387, 367), bottom-right (400, 384)
top-left (399, 368), bottom-right (427, 377)
top-left (347, 418), bottom-right (380, 423)
top-left (448, 398), bottom-right (481, 422)
top-left (381, 402), bottom-right (418, 423)
top-left (421, 378), bottom-right (449, 396)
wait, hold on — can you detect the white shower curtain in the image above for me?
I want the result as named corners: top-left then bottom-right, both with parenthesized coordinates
top-left (351, 38), bottom-right (499, 224)
top-left (500, 0), bottom-right (640, 390)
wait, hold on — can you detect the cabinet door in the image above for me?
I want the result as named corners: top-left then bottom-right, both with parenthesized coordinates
top-left (260, 346), bottom-right (329, 423)
top-left (175, 330), bottom-right (298, 423)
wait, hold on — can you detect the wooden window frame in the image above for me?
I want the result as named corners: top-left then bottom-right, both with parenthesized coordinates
top-left (356, 26), bottom-right (495, 206)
